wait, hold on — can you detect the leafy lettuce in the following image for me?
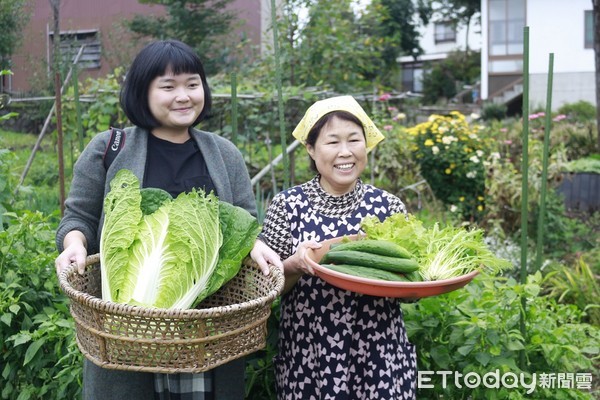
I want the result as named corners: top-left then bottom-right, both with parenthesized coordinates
top-left (99, 169), bottom-right (260, 309)
top-left (361, 213), bottom-right (513, 281)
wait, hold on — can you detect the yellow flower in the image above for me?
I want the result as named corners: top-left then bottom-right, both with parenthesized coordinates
top-left (424, 139), bottom-right (434, 146)
top-left (477, 196), bottom-right (484, 201)
top-left (445, 168), bottom-right (452, 174)
top-left (459, 196), bottom-right (465, 202)
top-left (477, 205), bottom-right (484, 211)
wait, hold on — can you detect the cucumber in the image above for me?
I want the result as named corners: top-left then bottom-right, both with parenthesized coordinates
top-left (329, 239), bottom-right (413, 259)
top-left (321, 264), bottom-right (410, 282)
top-left (404, 270), bottom-right (423, 282)
top-left (321, 250), bottom-right (419, 273)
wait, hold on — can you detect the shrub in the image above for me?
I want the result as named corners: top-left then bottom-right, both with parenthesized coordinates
top-left (407, 111), bottom-right (487, 220)
top-left (542, 257), bottom-right (600, 326)
top-left (0, 210), bottom-right (82, 400)
top-left (0, 149), bottom-right (81, 399)
top-left (558, 101), bottom-right (596, 123)
top-left (481, 102), bottom-right (507, 121)
top-left (421, 51), bottom-right (480, 105)
top-left (404, 272), bottom-right (599, 399)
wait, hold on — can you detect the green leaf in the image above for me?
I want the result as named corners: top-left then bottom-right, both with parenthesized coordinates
top-left (8, 304), bottom-right (20, 314)
top-left (11, 332), bottom-right (32, 346)
top-left (580, 346), bottom-right (599, 355)
top-left (2, 362), bottom-right (11, 379)
top-left (457, 344), bottom-right (473, 356)
top-left (430, 345), bottom-right (451, 369)
top-left (505, 340), bottom-right (524, 351)
top-left (55, 319), bottom-right (73, 328)
top-left (1, 381), bottom-right (13, 399)
top-left (1, 313), bottom-right (12, 326)
top-left (523, 283), bottom-right (540, 297)
top-left (474, 352), bottom-right (491, 366)
top-left (23, 339), bottom-right (45, 366)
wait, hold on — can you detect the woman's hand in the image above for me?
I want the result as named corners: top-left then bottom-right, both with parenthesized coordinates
top-left (279, 240), bottom-right (322, 294)
top-left (284, 240), bottom-right (322, 276)
top-left (55, 231), bottom-right (88, 275)
top-left (250, 239), bottom-right (283, 275)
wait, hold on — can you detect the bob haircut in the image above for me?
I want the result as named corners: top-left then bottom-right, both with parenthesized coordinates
top-left (305, 110), bottom-right (365, 172)
top-left (120, 40), bottom-right (212, 130)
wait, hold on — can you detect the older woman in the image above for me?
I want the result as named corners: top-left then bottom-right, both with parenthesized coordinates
top-left (253, 96), bottom-right (417, 399)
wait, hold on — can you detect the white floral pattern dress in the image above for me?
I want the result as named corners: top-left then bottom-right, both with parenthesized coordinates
top-left (261, 176), bottom-right (417, 400)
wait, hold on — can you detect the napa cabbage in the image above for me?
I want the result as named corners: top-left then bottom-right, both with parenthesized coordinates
top-left (99, 169), bottom-right (259, 309)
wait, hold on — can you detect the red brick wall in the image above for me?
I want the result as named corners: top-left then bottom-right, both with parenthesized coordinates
top-left (10, 0), bottom-right (262, 93)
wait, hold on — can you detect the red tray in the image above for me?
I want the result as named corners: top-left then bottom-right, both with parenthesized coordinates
top-left (304, 235), bottom-right (479, 298)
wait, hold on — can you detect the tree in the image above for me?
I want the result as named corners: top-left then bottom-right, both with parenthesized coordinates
top-left (294, 0), bottom-right (370, 91)
top-left (425, 0), bottom-right (480, 53)
top-left (275, 0), bottom-right (428, 92)
top-left (357, 0), bottom-right (427, 87)
top-left (0, 0), bottom-right (29, 70)
top-left (593, 0), bottom-right (600, 150)
top-left (127, 0), bottom-right (237, 75)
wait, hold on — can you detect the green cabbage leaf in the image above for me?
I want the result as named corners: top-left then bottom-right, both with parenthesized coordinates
top-left (99, 169), bottom-right (259, 309)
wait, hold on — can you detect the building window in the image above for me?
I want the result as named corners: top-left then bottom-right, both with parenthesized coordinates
top-left (489, 0), bottom-right (525, 56)
top-left (402, 64), bottom-right (423, 93)
top-left (49, 30), bottom-right (101, 69)
top-left (585, 10), bottom-right (594, 49)
top-left (434, 22), bottom-right (456, 43)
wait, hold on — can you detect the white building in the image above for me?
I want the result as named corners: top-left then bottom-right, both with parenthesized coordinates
top-left (398, 3), bottom-right (482, 94)
top-left (481, 0), bottom-right (595, 110)
top-left (400, 0), bottom-right (596, 111)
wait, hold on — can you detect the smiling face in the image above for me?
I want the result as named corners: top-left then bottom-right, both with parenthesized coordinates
top-left (306, 115), bottom-right (367, 196)
top-left (147, 68), bottom-right (205, 142)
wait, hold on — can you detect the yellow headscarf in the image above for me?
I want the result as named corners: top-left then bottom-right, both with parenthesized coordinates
top-left (291, 96), bottom-right (385, 153)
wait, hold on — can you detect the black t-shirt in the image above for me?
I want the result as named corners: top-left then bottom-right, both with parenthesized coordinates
top-left (143, 133), bottom-right (216, 197)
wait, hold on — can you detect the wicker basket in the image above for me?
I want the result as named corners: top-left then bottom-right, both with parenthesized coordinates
top-left (58, 254), bottom-right (283, 373)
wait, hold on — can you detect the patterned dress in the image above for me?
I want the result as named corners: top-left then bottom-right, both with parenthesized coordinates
top-left (261, 176), bottom-right (417, 400)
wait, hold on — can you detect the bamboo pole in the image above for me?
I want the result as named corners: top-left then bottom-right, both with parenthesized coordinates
top-left (15, 45), bottom-right (86, 194)
top-left (520, 26), bottom-right (530, 285)
top-left (73, 61), bottom-right (84, 152)
top-left (535, 54), bottom-right (554, 272)
top-left (519, 26), bottom-right (530, 369)
top-left (55, 72), bottom-right (66, 216)
top-left (270, 0), bottom-right (289, 190)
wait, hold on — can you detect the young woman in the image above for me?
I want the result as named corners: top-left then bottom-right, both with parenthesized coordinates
top-left (55, 39), bottom-right (280, 400)
top-left (254, 96), bottom-right (417, 399)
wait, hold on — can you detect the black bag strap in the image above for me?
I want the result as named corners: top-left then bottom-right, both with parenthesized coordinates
top-left (103, 127), bottom-right (126, 170)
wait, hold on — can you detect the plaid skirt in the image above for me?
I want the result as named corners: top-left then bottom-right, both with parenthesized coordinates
top-left (154, 372), bottom-right (213, 400)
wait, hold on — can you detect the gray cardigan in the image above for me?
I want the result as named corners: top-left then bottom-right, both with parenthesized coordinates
top-left (56, 126), bottom-right (257, 254)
